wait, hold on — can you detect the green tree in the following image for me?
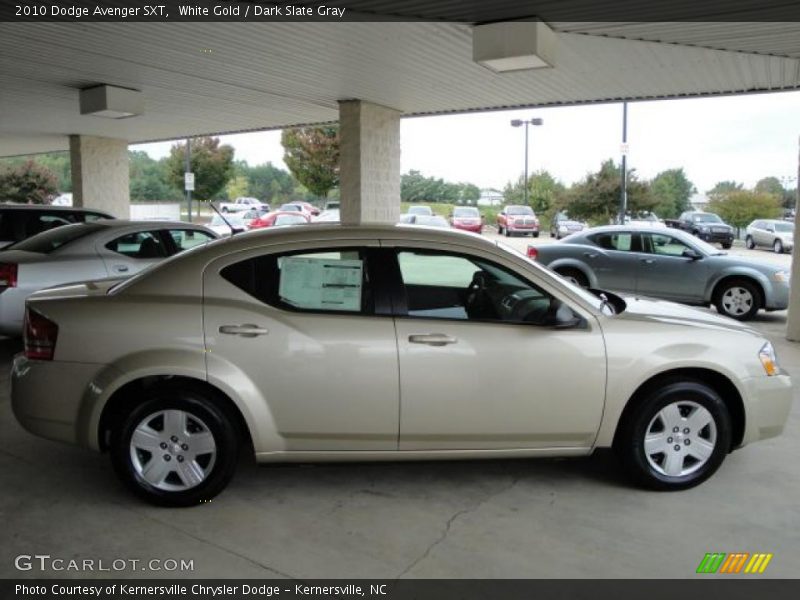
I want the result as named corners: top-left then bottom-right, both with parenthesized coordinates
top-left (165, 137), bottom-right (235, 201)
top-left (707, 180), bottom-right (743, 202)
top-left (281, 126), bottom-right (340, 198)
top-left (247, 162), bottom-right (295, 203)
top-left (707, 191), bottom-right (781, 230)
top-left (129, 150), bottom-right (181, 201)
top-left (566, 159), bottom-right (654, 224)
top-left (458, 183), bottom-right (481, 205)
top-left (650, 168), bottom-right (696, 218)
top-left (0, 152), bottom-right (71, 192)
top-left (225, 175), bottom-right (249, 200)
top-left (0, 160), bottom-right (59, 204)
top-left (502, 170), bottom-right (566, 216)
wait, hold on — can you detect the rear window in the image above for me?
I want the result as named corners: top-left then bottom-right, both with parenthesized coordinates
top-left (453, 207), bottom-right (479, 218)
top-left (9, 222), bottom-right (108, 254)
top-left (507, 206), bottom-right (534, 215)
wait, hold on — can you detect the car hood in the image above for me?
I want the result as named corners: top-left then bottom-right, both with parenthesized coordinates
top-left (612, 294), bottom-right (760, 336)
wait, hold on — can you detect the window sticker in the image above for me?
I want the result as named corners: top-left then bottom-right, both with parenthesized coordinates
top-left (279, 257), bottom-right (363, 311)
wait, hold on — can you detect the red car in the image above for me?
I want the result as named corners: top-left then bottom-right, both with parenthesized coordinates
top-left (496, 205), bottom-right (539, 237)
top-left (449, 206), bottom-right (483, 234)
top-left (248, 211), bottom-right (310, 230)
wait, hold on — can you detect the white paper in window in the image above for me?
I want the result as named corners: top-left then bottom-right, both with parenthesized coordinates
top-left (279, 257), bottom-right (363, 311)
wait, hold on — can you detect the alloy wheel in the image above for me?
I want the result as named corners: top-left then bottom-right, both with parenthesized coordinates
top-left (643, 400), bottom-right (717, 477)
top-left (129, 409), bottom-right (217, 492)
top-left (721, 286), bottom-right (753, 317)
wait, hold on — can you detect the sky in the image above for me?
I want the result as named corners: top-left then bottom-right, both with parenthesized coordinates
top-left (134, 90), bottom-right (800, 198)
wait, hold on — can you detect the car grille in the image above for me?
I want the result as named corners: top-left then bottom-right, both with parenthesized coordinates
top-left (713, 227), bottom-right (728, 232)
top-left (519, 218), bottom-right (536, 225)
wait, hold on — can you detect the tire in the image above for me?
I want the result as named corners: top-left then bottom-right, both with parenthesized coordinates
top-left (222, 207), bottom-right (229, 213)
top-left (721, 242), bottom-right (732, 250)
top-left (555, 267), bottom-right (589, 288)
top-left (505, 228), bottom-right (512, 237)
top-left (745, 236), bottom-right (755, 250)
top-left (714, 278), bottom-right (760, 321)
top-left (774, 239), bottom-right (784, 254)
top-left (533, 232), bottom-right (540, 238)
top-left (110, 384), bottom-right (240, 507)
top-left (615, 380), bottom-right (732, 490)
top-left (497, 225), bottom-right (503, 235)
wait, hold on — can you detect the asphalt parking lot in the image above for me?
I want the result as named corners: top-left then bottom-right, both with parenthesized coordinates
top-left (1, 263), bottom-right (798, 580)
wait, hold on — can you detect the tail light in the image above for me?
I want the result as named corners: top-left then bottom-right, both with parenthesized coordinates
top-left (527, 246), bottom-right (539, 260)
top-left (0, 262), bottom-right (17, 287)
top-left (24, 308), bottom-right (58, 361)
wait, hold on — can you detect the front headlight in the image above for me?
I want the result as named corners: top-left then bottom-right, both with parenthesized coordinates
top-left (759, 342), bottom-right (780, 376)
top-left (772, 270), bottom-right (790, 283)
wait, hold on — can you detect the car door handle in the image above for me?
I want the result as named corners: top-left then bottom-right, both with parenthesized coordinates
top-left (219, 324), bottom-right (269, 337)
top-left (408, 334), bottom-right (458, 346)
top-left (583, 252), bottom-right (598, 258)
top-left (640, 258), bottom-right (656, 264)
top-left (112, 265), bottom-right (129, 273)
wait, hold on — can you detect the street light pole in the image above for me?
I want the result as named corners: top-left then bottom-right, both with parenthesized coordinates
top-left (619, 101), bottom-right (628, 224)
top-left (511, 117), bottom-right (544, 207)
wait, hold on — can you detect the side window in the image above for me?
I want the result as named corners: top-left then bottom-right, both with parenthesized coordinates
top-left (28, 214), bottom-right (71, 236)
top-left (396, 250), bottom-right (562, 325)
top-left (169, 229), bottom-right (215, 252)
top-left (83, 213), bottom-right (107, 223)
top-left (646, 233), bottom-right (691, 257)
top-left (221, 248), bottom-right (373, 314)
top-left (105, 231), bottom-right (169, 259)
top-left (590, 232), bottom-right (633, 251)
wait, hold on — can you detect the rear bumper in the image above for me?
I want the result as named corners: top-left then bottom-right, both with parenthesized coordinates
top-left (739, 373), bottom-right (793, 446)
top-left (11, 355), bottom-right (106, 448)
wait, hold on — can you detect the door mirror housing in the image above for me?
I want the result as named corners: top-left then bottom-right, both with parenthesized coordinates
top-left (682, 248), bottom-right (702, 260)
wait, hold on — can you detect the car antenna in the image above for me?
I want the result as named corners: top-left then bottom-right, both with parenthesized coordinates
top-left (209, 202), bottom-right (239, 236)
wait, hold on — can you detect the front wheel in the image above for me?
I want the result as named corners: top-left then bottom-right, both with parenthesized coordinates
top-left (532, 232), bottom-right (540, 238)
top-left (504, 228), bottom-right (512, 237)
top-left (714, 278), bottom-right (760, 321)
top-left (721, 242), bottom-right (732, 250)
top-left (774, 239), bottom-right (784, 254)
top-left (745, 236), bottom-right (755, 249)
top-left (615, 381), bottom-right (732, 490)
top-left (110, 385), bottom-right (240, 507)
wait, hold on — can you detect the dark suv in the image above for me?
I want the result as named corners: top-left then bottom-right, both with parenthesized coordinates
top-left (0, 204), bottom-right (114, 249)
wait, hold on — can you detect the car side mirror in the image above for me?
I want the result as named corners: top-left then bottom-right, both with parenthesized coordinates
top-left (682, 248), bottom-right (702, 260)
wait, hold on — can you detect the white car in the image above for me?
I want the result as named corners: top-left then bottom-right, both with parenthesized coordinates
top-left (219, 197), bottom-right (269, 213)
top-left (207, 213), bottom-right (247, 236)
top-left (11, 225), bottom-right (791, 506)
top-left (745, 219), bottom-right (794, 254)
top-left (0, 220), bottom-right (216, 336)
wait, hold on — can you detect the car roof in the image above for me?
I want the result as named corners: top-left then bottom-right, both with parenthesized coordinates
top-left (0, 203), bottom-right (113, 215)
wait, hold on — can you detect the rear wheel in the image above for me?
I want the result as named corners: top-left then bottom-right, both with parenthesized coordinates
top-left (555, 267), bottom-right (588, 288)
top-left (532, 232), bottom-right (540, 238)
top-left (497, 225), bottom-right (503, 235)
top-left (615, 381), bottom-right (731, 490)
top-left (714, 278), bottom-right (760, 321)
top-left (745, 236), bottom-right (755, 249)
top-left (774, 239), bottom-right (784, 254)
top-left (505, 227), bottom-right (512, 237)
top-left (721, 242), bottom-right (732, 249)
top-left (110, 385), bottom-right (240, 507)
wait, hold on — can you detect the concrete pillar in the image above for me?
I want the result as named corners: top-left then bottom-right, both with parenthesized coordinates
top-left (786, 137), bottom-right (800, 340)
top-left (338, 100), bottom-right (401, 225)
top-left (69, 135), bottom-right (130, 218)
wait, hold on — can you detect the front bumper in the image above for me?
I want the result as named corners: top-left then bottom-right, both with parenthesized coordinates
top-left (507, 222), bottom-right (539, 233)
top-left (739, 373), bottom-right (793, 446)
top-left (698, 231), bottom-right (734, 244)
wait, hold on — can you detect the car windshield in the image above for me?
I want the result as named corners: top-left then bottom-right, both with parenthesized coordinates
top-left (774, 222), bottom-right (794, 232)
top-left (692, 213), bottom-right (722, 223)
top-left (413, 215), bottom-right (448, 227)
top-left (408, 206), bottom-right (433, 216)
top-left (9, 222), bottom-right (108, 253)
top-left (453, 207), bottom-right (479, 218)
top-left (507, 206), bottom-right (534, 215)
top-left (274, 214), bottom-right (307, 226)
top-left (211, 214), bottom-right (244, 227)
top-left (684, 233), bottom-right (726, 256)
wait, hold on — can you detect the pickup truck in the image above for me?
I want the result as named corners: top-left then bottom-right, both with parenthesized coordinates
top-left (664, 211), bottom-right (734, 249)
top-left (219, 197), bottom-right (270, 213)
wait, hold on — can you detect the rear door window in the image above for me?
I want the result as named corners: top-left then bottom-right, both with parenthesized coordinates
top-left (105, 231), bottom-right (170, 258)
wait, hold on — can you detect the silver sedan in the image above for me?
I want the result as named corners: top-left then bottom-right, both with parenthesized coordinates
top-left (531, 225), bottom-right (790, 320)
top-left (0, 220), bottom-right (216, 335)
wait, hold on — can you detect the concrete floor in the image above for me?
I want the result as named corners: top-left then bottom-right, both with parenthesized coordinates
top-left (1, 311), bottom-right (798, 580)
